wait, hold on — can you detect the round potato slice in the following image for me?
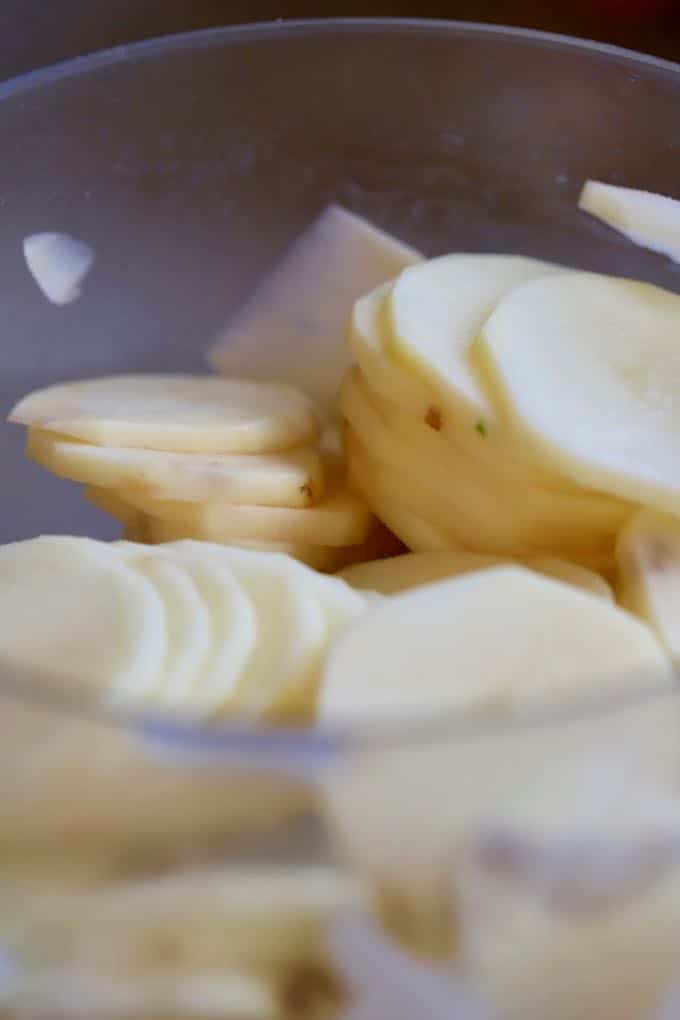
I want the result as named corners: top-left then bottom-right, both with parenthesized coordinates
top-left (525, 555), bottom-right (613, 602)
top-left (386, 254), bottom-right (561, 425)
top-left (320, 566), bottom-right (672, 724)
top-left (346, 448), bottom-right (458, 552)
top-left (145, 518), bottom-right (345, 572)
top-left (350, 282), bottom-right (587, 494)
top-left (85, 484), bottom-right (148, 536)
top-left (340, 370), bottom-right (627, 556)
top-left (0, 536), bottom-right (165, 703)
top-left (120, 482), bottom-right (372, 548)
top-left (147, 545), bottom-right (258, 716)
top-left (475, 272), bottom-right (680, 513)
top-left (9, 375), bottom-right (321, 454)
top-left (162, 543), bottom-right (327, 722)
top-left (27, 429), bottom-right (325, 507)
top-left (338, 551), bottom-right (502, 594)
top-left (116, 550), bottom-right (212, 706)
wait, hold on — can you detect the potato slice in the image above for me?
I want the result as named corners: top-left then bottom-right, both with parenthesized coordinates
top-left (161, 543), bottom-right (326, 721)
top-left (386, 254), bottom-right (561, 426)
top-left (145, 518), bottom-right (345, 573)
top-left (579, 179), bottom-right (680, 263)
top-left (476, 272), bottom-right (680, 513)
top-left (350, 282), bottom-right (589, 494)
top-left (525, 556), bottom-right (613, 602)
top-left (0, 536), bottom-right (165, 703)
top-left (616, 508), bottom-right (680, 663)
top-left (114, 549), bottom-right (213, 708)
top-left (140, 546), bottom-right (258, 716)
top-left (320, 566), bottom-right (671, 724)
top-left (120, 481), bottom-right (372, 548)
top-left (342, 370), bottom-right (627, 554)
top-left (338, 551), bottom-right (503, 594)
top-left (9, 375), bottom-right (320, 454)
top-left (208, 204), bottom-right (422, 410)
top-left (27, 429), bottom-right (325, 507)
top-left (346, 448), bottom-right (458, 553)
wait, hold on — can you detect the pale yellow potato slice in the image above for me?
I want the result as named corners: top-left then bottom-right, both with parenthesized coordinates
top-left (525, 555), bottom-right (613, 602)
top-left (386, 253), bottom-right (561, 427)
top-left (208, 204), bottom-right (422, 411)
top-left (145, 545), bottom-right (258, 716)
top-left (346, 370), bottom-right (628, 549)
top-left (162, 543), bottom-right (326, 721)
top-left (341, 381), bottom-right (622, 558)
top-left (145, 518), bottom-right (345, 573)
top-left (346, 447), bottom-right (460, 552)
top-left (338, 551), bottom-right (503, 593)
top-left (0, 536), bottom-right (165, 703)
top-left (349, 282), bottom-right (588, 493)
top-left (9, 375), bottom-right (320, 454)
top-left (476, 272), bottom-right (680, 513)
top-left (617, 508), bottom-right (680, 663)
top-left (579, 179), bottom-right (680, 263)
top-left (27, 428), bottom-right (325, 507)
top-left (320, 566), bottom-right (671, 724)
top-left (120, 480), bottom-right (372, 548)
top-left (120, 552), bottom-right (212, 706)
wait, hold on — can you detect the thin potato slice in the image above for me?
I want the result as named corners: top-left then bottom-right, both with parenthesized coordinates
top-left (120, 482), bottom-right (373, 548)
top-left (0, 536), bottom-right (165, 703)
top-left (161, 543), bottom-right (326, 721)
top-left (346, 447), bottom-right (459, 552)
top-left (386, 253), bottom-right (560, 425)
top-left (579, 179), bottom-right (680, 263)
top-left (320, 566), bottom-right (672, 724)
top-left (116, 549), bottom-right (213, 707)
top-left (338, 551), bottom-right (502, 594)
top-left (27, 428), bottom-right (325, 507)
top-left (9, 375), bottom-right (320, 454)
top-left (476, 272), bottom-right (680, 513)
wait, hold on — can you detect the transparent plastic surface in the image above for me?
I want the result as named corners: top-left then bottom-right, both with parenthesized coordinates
top-left (0, 19), bottom-right (678, 1019)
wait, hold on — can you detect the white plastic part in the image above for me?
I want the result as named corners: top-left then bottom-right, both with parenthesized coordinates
top-left (579, 180), bottom-right (680, 263)
top-left (208, 204), bottom-right (422, 410)
top-left (23, 232), bottom-right (95, 305)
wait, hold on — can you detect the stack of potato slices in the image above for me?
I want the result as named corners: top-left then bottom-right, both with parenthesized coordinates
top-left (11, 374), bottom-right (375, 571)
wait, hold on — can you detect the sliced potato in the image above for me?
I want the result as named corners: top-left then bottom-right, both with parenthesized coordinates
top-left (342, 369), bottom-right (627, 554)
top-left (617, 508), bottom-right (680, 662)
top-left (349, 282), bottom-right (589, 493)
top-left (120, 481), bottom-right (373, 548)
top-left (579, 179), bottom-right (680, 263)
top-left (163, 543), bottom-right (327, 721)
top-left (475, 272), bottom-right (680, 513)
top-left (525, 556), bottom-right (613, 602)
top-left (85, 484), bottom-right (147, 535)
top-left (122, 552), bottom-right (212, 706)
top-left (208, 204), bottom-right (422, 410)
top-left (27, 429), bottom-right (325, 507)
top-left (320, 566), bottom-right (671, 723)
top-left (9, 375), bottom-right (320, 454)
top-left (148, 545), bottom-right (258, 715)
top-left (145, 519), bottom-right (345, 573)
top-left (0, 536), bottom-right (166, 703)
top-left (346, 447), bottom-right (459, 553)
top-left (386, 253), bottom-right (560, 425)
top-left (338, 551), bottom-right (503, 594)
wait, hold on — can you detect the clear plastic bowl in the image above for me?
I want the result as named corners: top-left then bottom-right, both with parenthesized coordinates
top-left (0, 19), bottom-right (679, 1020)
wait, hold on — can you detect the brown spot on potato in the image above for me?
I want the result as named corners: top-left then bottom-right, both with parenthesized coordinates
top-left (425, 405), bottom-right (443, 431)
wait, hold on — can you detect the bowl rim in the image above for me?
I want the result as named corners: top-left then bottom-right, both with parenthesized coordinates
top-left (0, 16), bottom-right (677, 104)
top-left (0, 18), bottom-right (677, 758)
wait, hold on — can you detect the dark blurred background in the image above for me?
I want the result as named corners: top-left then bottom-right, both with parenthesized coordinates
top-left (0, 0), bottom-right (677, 83)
